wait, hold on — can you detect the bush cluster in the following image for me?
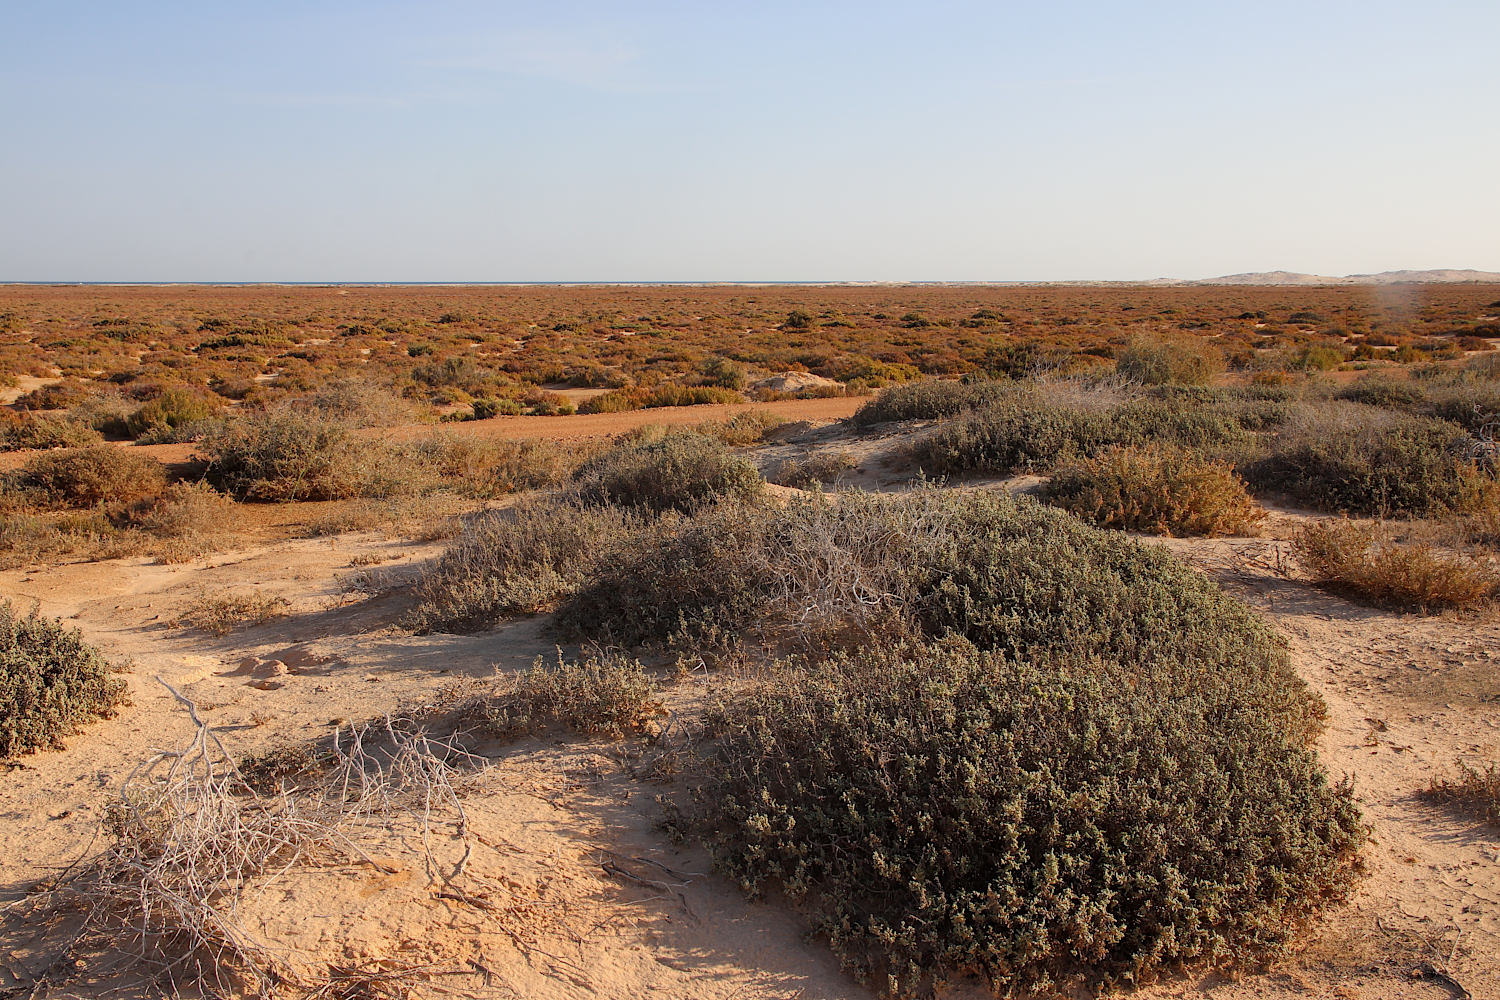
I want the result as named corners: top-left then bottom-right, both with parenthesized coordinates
top-left (200, 414), bottom-right (389, 502)
top-left (554, 491), bottom-right (1359, 995)
top-left (1247, 403), bottom-right (1490, 516)
top-left (4, 446), bottom-right (168, 509)
top-left (1, 601), bottom-right (126, 757)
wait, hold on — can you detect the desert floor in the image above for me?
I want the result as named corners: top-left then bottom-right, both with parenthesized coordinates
top-left (1, 400), bottom-right (1496, 1000)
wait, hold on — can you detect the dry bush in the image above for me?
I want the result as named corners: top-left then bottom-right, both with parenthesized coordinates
top-left (276, 379), bottom-right (417, 427)
top-left (201, 413), bottom-right (393, 502)
top-left (697, 409), bottom-right (787, 446)
top-left (407, 498), bottom-right (652, 633)
top-left (30, 686), bottom-right (479, 994)
top-left (1116, 333), bottom-right (1224, 385)
top-left (1042, 445), bottom-right (1266, 536)
top-left (175, 591), bottom-right (292, 636)
top-left (0, 412), bottom-right (103, 452)
top-left (482, 649), bottom-right (659, 739)
top-left (403, 433), bottom-right (579, 497)
top-left (1422, 758), bottom-right (1500, 826)
top-left (770, 450), bottom-right (858, 488)
top-left (4, 445), bottom-right (167, 508)
top-left (1293, 520), bottom-right (1500, 610)
top-left (0, 600), bottom-right (126, 757)
top-left (572, 428), bottom-right (763, 512)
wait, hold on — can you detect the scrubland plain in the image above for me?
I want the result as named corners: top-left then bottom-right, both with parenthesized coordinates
top-left (1, 283), bottom-right (1498, 1000)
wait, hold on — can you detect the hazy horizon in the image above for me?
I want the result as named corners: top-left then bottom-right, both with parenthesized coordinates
top-left (3, 1), bottom-right (1496, 283)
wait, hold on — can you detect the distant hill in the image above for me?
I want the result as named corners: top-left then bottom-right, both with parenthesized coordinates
top-left (1192, 269), bottom-right (1500, 286)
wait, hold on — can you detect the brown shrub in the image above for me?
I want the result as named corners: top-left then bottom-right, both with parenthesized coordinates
top-left (1042, 445), bottom-right (1266, 536)
top-left (5, 446), bottom-right (167, 509)
top-left (1293, 520), bottom-right (1500, 610)
top-left (1422, 758), bottom-right (1500, 826)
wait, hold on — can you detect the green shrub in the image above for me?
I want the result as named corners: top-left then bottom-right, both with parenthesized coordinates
top-left (1, 600), bottom-right (126, 757)
top-left (407, 499), bottom-right (651, 633)
top-left (200, 414), bottom-right (390, 502)
top-left (483, 650), bottom-right (658, 739)
top-left (1335, 377), bottom-right (1426, 409)
top-left (1247, 403), bottom-right (1490, 516)
top-left (1043, 445), bottom-right (1266, 536)
top-left (577, 387), bottom-right (649, 414)
top-left (125, 386), bottom-right (222, 439)
top-left (5, 446), bottom-right (167, 508)
top-left (851, 379), bottom-right (1017, 426)
top-left (699, 639), bottom-right (1363, 996)
top-left (572, 429), bottom-right (763, 513)
top-left (1116, 334), bottom-right (1223, 385)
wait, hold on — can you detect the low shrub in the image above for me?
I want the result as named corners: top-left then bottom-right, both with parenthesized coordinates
top-left (572, 428), bottom-right (762, 513)
top-left (567, 491), bottom-right (1326, 745)
top-left (200, 414), bottom-right (390, 502)
top-left (277, 380), bottom-right (416, 427)
top-left (482, 650), bottom-right (658, 739)
top-left (1292, 520), bottom-right (1499, 610)
top-left (850, 379), bottom-right (1016, 426)
top-left (1422, 758), bottom-right (1500, 827)
top-left (407, 499), bottom-right (651, 633)
top-left (1247, 403), bottom-right (1490, 516)
top-left (907, 386), bottom-right (1267, 478)
top-left (697, 410), bottom-right (786, 446)
top-left (0, 413), bottom-right (103, 452)
top-left (770, 450), bottom-right (858, 488)
top-left (1, 600), bottom-right (126, 757)
top-left (5, 446), bottom-right (167, 509)
top-left (698, 639), bottom-right (1363, 996)
top-left (401, 433), bottom-right (579, 498)
top-left (125, 386), bottom-right (223, 439)
top-left (1043, 445), bottom-right (1266, 536)
top-left (1335, 377), bottom-right (1427, 410)
top-left (1116, 333), bottom-right (1223, 385)
top-left (174, 592), bottom-right (292, 636)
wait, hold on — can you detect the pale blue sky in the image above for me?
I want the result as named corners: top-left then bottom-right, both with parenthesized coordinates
top-left (2, 1), bottom-right (1495, 281)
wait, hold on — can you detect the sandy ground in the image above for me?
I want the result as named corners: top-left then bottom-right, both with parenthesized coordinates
top-left (0, 429), bottom-right (1497, 998)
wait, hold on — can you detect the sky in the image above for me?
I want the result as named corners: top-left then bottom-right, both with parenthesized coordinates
top-left (1, 1), bottom-right (1496, 282)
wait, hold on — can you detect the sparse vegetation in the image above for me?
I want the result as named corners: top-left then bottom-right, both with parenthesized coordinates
top-left (482, 650), bottom-right (658, 739)
top-left (1, 600), bottom-right (126, 757)
top-left (1423, 758), bottom-right (1500, 827)
top-left (175, 592), bottom-right (292, 636)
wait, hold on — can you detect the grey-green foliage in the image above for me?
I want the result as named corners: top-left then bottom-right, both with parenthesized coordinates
top-left (572, 428), bottom-right (763, 513)
top-left (702, 639), bottom-right (1363, 996)
top-left (1, 601), bottom-right (126, 757)
top-left (407, 499), bottom-right (652, 633)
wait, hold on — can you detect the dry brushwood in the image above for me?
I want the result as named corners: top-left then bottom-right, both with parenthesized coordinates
top-left (20, 678), bottom-right (484, 997)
